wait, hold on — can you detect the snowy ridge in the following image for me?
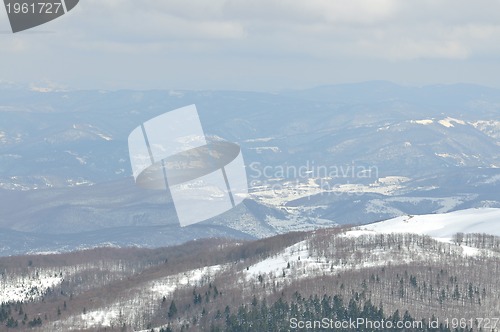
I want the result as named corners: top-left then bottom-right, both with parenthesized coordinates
top-left (241, 235), bottom-right (479, 291)
top-left (240, 208), bottom-right (500, 290)
top-left (355, 208), bottom-right (500, 241)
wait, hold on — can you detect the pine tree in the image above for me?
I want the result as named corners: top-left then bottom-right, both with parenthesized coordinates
top-left (168, 300), bottom-right (177, 319)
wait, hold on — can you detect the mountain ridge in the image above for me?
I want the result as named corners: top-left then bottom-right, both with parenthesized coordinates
top-left (0, 82), bottom-right (498, 255)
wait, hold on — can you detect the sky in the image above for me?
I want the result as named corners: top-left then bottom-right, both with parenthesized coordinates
top-left (1, 0), bottom-right (500, 91)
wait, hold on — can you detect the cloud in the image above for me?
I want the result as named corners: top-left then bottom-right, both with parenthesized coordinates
top-left (50, 0), bottom-right (500, 60)
top-left (1, 38), bottom-right (28, 53)
top-left (73, 0), bottom-right (244, 41)
top-left (224, 0), bottom-right (397, 25)
top-left (2, 0), bottom-right (500, 89)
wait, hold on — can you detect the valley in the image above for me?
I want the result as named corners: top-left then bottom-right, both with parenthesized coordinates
top-left (0, 82), bottom-right (498, 255)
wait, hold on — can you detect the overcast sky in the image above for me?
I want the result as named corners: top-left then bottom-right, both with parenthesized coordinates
top-left (1, 0), bottom-right (500, 91)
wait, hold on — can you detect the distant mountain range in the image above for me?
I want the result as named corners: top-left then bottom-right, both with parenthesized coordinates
top-left (0, 82), bottom-right (498, 255)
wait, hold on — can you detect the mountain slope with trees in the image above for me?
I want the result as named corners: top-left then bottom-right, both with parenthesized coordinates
top-left (0, 209), bottom-right (499, 331)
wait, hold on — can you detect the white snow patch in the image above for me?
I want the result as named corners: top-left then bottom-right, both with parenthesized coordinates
top-left (438, 117), bottom-right (466, 128)
top-left (249, 146), bottom-right (281, 153)
top-left (470, 120), bottom-right (500, 140)
top-left (244, 240), bottom-right (311, 281)
top-left (412, 119), bottom-right (434, 125)
top-left (97, 133), bottom-right (112, 141)
top-left (0, 272), bottom-right (63, 304)
top-left (377, 176), bottom-right (411, 185)
top-left (244, 137), bottom-right (275, 143)
top-left (460, 245), bottom-right (482, 257)
top-left (149, 265), bottom-right (222, 296)
top-left (481, 174), bottom-right (500, 184)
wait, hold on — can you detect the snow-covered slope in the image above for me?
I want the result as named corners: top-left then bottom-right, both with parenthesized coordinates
top-left (2, 208), bottom-right (500, 331)
top-left (0, 272), bottom-right (62, 304)
top-left (55, 265), bottom-right (223, 330)
top-left (241, 208), bottom-right (500, 289)
top-left (354, 208), bottom-right (500, 240)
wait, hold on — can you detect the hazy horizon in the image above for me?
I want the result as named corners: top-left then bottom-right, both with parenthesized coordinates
top-left (2, 1), bottom-right (500, 91)
top-left (3, 79), bottom-right (500, 94)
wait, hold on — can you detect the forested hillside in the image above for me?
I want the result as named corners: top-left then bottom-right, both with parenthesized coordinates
top-left (1, 223), bottom-right (500, 331)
